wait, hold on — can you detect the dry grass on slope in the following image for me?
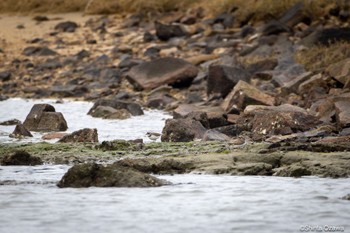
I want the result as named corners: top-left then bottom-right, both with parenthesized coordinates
top-left (0, 0), bottom-right (338, 20)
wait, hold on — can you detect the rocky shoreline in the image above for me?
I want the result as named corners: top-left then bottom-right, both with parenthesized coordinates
top-left (1, 2), bottom-right (350, 185)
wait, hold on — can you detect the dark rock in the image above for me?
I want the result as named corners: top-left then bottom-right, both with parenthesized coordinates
top-left (0, 71), bottom-right (11, 82)
top-left (118, 58), bottom-right (143, 70)
top-left (1, 150), bottom-right (42, 166)
top-left (54, 21), bottom-right (79, 32)
top-left (88, 99), bottom-right (144, 117)
top-left (221, 80), bottom-right (275, 112)
top-left (301, 27), bottom-right (350, 47)
top-left (207, 65), bottom-right (250, 98)
top-left (116, 158), bottom-right (192, 175)
top-left (279, 2), bottom-right (309, 28)
top-left (143, 31), bottom-right (155, 42)
top-left (23, 46), bottom-right (57, 56)
top-left (186, 111), bottom-right (210, 128)
top-left (161, 118), bottom-right (206, 142)
top-left (274, 165), bottom-right (312, 177)
top-left (214, 12), bottom-right (234, 28)
top-left (9, 124), bottom-right (33, 138)
top-left (58, 128), bottom-right (98, 143)
top-left (126, 57), bottom-right (198, 91)
top-left (155, 21), bottom-right (187, 41)
top-left (57, 163), bottom-right (166, 188)
top-left (33, 15), bottom-right (49, 22)
top-left (50, 85), bottom-right (88, 98)
top-left (341, 194), bottom-right (350, 201)
top-left (23, 104), bottom-right (68, 132)
top-left (144, 47), bottom-right (160, 58)
top-left (262, 20), bottom-right (290, 36)
top-left (0, 119), bottom-right (21, 126)
top-left (98, 140), bottom-right (143, 151)
top-left (147, 93), bottom-right (176, 109)
top-left (211, 125), bottom-right (239, 137)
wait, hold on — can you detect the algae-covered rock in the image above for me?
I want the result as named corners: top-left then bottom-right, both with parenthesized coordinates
top-left (57, 163), bottom-right (167, 188)
top-left (1, 150), bottom-right (43, 166)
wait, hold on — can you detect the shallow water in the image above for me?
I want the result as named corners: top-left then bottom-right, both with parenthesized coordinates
top-left (0, 165), bottom-right (349, 233)
top-left (0, 98), bottom-right (171, 143)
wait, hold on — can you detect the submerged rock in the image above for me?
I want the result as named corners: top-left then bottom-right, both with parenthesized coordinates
top-left (57, 163), bottom-right (167, 188)
top-left (0, 119), bottom-right (21, 126)
top-left (58, 128), bottom-right (98, 143)
top-left (88, 99), bottom-right (143, 118)
top-left (23, 104), bottom-right (68, 132)
top-left (1, 150), bottom-right (42, 166)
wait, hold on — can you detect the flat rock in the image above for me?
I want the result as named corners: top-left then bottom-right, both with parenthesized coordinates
top-left (0, 119), bottom-right (21, 126)
top-left (126, 57), bottom-right (198, 90)
top-left (89, 106), bottom-right (131, 119)
top-left (1, 150), bottom-right (42, 166)
top-left (57, 163), bottom-right (166, 188)
top-left (207, 65), bottom-right (250, 98)
top-left (42, 132), bottom-right (67, 140)
top-left (221, 80), bottom-right (275, 112)
top-left (23, 46), bottom-right (57, 56)
top-left (23, 104), bottom-right (68, 132)
top-left (58, 128), bottom-right (98, 143)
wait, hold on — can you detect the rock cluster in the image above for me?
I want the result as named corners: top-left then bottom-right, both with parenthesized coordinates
top-left (1, 2), bottom-right (350, 145)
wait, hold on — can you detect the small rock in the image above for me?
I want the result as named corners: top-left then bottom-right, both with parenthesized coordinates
top-left (126, 57), bottom-right (198, 91)
top-left (23, 46), bottom-right (57, 56)
top-left (203, 129), bottom-right (232, 142)
top-left (274, 165), bottom-right (312, 177)
top-left (207, 65), bottom-right (250, 98)
top-left (341, 194), bottom-right (350, 201)
top-left (0, 119), bottom-right (21, 126)
top-left (326, 58), bottom-right (350, 86)
top-left (57, 163), bottom-right (166, 188)
top-left (221, 80), bottom-right (275, 112)
top-left (58, 128), bottom-right (98, 143)
top-left (1, 150), bottom-right (42, 166)
top-left (23, 104), bottom-right (68, 132)
top-left (54, 21), bottom-right (79, 32)
top-left (301, 27), bottom-right (350, 47)
top-left (90, 106), bottom-right (131, 119)
top-left (33, 15), bottom-right (49, 22)
top-left (155, 21), bottom-right (188, 41)
top-left (0, 71), bottom-right (11, 82)
top-left (9, 124), bottom-right (33, 138)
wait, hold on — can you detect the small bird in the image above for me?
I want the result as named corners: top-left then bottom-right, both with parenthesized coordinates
top-left (146, 132), bottom-right (161, 141)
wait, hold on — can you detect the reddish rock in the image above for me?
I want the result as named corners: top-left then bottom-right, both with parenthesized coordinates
top-left (207, 65), bottom-right (250, 98)
top-left (58, 128), bottom-right (98, 143)
top-left (221, 80), bottom-right (275, 111)
top-left (23, 104), bottom-right (68, 132)
top-left (126, 57), bottom-right (198, 91)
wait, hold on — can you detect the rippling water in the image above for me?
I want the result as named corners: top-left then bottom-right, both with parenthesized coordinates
top-left (0, 165), bottom-right (349, 233)
top-left (0, 98), bottom-right (171, 143)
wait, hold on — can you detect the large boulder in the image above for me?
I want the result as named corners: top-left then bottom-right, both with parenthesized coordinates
top-left (1, 150), bottom-right (43, 166)
top-left (57, 163), bottom-right (166, 188)
top-left (126, 57), bottom-right (198, 90)
top-left (23, 104), bottom-right (68, 132)
top-left (58, 128), bottom-right (98, 143)
top-left (207, 65), bottom-right (250, 98)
